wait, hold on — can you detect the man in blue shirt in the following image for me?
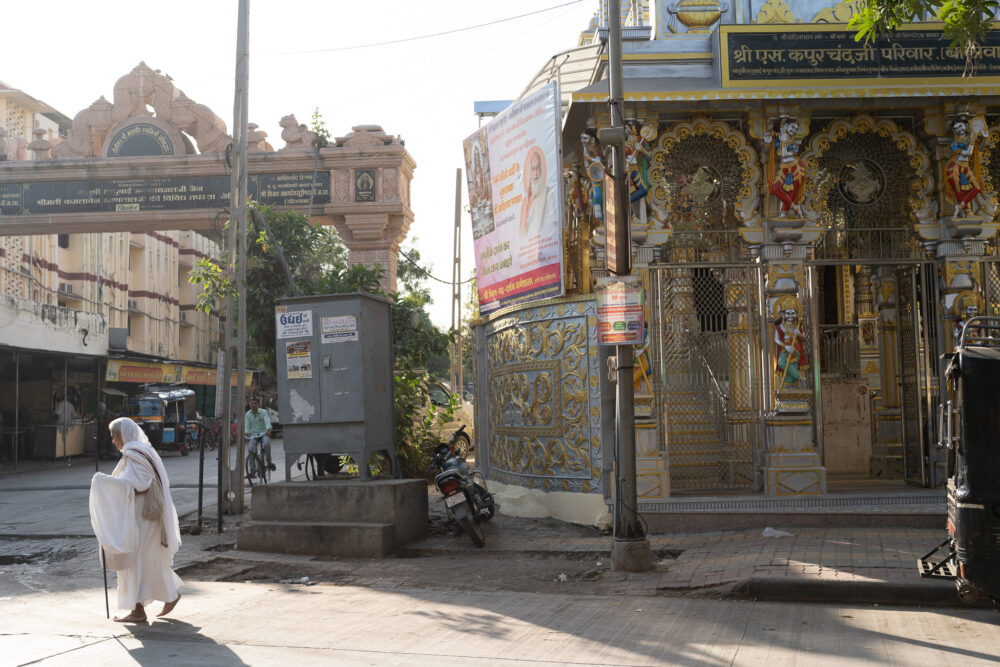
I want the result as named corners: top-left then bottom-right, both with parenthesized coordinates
top-left (245, 397), bottom-right (275, 472)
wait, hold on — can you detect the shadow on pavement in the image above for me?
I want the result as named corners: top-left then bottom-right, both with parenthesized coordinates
top-left (120, 618), bottom-right (249, 666)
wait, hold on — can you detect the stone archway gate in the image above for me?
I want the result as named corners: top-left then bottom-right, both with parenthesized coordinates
top-left (0, 64), bottom-right (415, 292)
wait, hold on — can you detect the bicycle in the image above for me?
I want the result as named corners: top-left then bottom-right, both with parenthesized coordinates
top-left (193, 413), bottom-right (221, 452)
top-left (244, 434), bottom-right (271, 486)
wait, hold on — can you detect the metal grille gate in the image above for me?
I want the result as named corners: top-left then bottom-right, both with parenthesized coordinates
top-left (650, 264), bottom-right (764, 492)
top-left (894, 266), bottom-right (939, 486)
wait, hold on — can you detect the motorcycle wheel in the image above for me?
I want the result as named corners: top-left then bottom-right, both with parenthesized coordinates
top-left (452, 432), bottom-right (472, 459)
top-left (457, 514), bottom-right (485, 548)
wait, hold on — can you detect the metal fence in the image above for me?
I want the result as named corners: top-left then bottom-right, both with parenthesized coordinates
top-left (819, 324), bottom-right (860, 378)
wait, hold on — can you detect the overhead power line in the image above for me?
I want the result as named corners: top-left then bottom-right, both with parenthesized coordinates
top-left (399, 249), bottom-right (474, 285)
top-left (256, 0), bottom-right (583, 56)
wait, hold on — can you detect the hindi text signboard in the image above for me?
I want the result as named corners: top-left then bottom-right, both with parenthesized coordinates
top-left (463, 82), bottom-right (565, 314)
top-left (718, 24), bottom-right (1000, 86)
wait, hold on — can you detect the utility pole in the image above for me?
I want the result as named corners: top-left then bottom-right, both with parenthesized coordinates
top-left (221, 0), bottom-right (250, 515)
top-left (605, 0), bottom-right (651, 571)
top-left (450, 168), bottom-right (463, 397)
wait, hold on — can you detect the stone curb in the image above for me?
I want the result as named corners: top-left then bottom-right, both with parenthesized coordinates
top-left (737, 576), bottom-right (995, 608)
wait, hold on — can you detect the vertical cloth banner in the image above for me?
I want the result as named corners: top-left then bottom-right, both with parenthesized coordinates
top-left (463, 82), bottom-right (565, 314)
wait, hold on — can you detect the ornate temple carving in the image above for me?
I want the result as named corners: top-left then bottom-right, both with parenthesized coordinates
top-left (756, 0), bottom-right (795, 24)
top-left (50, 62), bottom-right (231, 158)
top-left (334, 125), bottom-right (401, 149)
top-left (650, 116), bottom-right (761, 232)
top-left (278, 114), bottom-right (318, 151)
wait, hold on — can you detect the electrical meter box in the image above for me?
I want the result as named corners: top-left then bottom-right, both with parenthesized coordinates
top-left (274, 292), bottom-right (397, 479)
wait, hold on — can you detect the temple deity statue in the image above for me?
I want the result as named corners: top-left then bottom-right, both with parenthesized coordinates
top-left (774, 296), bottom-right (809, 389)
top-left (953, 291), bottom-right (985, 343)
top-left (765, 117), bottom-right (805, 219)
top-left (624, 119), bottom-right (652, 224)
top-left (944, 116), bottom-right (994, 219)
top-left (580, 126), bottom-right (605, 223)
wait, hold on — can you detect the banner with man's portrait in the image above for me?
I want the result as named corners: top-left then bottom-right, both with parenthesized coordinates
top-left (462, 82), bottom-right (564, 314)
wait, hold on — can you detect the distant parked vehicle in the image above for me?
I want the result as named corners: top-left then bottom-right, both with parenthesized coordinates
top-left (419, 381), bottom-right (475, 458)
top-left (126, 385), bottom-right (196, 456)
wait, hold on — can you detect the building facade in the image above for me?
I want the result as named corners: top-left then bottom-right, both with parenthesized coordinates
top-left (1, 63), bottom-right (416, 461)
top-left (473, 0), bottom-right (1000, 514)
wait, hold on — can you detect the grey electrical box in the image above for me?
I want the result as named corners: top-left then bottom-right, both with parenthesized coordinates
top-left (274, 292), bottom-right (397, 480)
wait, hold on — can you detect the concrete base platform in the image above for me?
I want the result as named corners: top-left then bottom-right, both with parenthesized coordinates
top-left (236, 479), bottom-right (428, 558)
top-left (610, 537), bottom-right (652, 572)
top-left (238, 520), bottom-right (397, 558)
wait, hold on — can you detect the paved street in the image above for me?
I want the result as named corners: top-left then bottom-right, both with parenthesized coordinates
top-left (2, 444), bottom-right (999, 665)
top-left (5, 580), bottom-right (1000, 666)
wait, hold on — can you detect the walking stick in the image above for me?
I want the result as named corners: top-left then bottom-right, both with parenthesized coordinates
top-left (101, 546), bottom-right (109, 619)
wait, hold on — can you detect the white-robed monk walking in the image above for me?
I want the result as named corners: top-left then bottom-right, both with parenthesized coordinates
top-left (89, 417), bottom-right (182, 623)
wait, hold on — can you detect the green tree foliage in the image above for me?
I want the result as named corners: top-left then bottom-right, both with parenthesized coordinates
top-left (189, 205), bottom-right (455, 477)
top-left (851, 0), bottom-right (997, 60)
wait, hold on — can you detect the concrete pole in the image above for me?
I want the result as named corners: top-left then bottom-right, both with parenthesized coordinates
top-left (222, 0), bottom-right (250, 514)
top-left (14, 352), bottom-right (19, 470)
top-left (607, 0), bottom-right (650, 572)
top-left (234, 0), bottom-right (250, 511)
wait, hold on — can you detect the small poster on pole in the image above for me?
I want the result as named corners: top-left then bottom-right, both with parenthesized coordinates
top-left (596, 276), bottom-right (644, 346)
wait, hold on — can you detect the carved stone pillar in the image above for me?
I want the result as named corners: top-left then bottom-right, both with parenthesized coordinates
top-left (28, 129), bottom-right (52, 160)
top-left (760, 253), bottom-right (826, 495)
top-left (324, 126), bottom-right (415, 294)
top-left (854, 265), bottom-right (881, 388)
top-left (869, 267), bottom-right (902, 478)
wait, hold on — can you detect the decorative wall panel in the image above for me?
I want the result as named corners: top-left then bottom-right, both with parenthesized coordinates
top-left (482, 296), bottom-right (602, 493)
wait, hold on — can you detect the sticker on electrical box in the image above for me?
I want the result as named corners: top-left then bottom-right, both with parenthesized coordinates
top-left (322, 315), bottom-right (358, 343)
top-left (285, 341), bottom-right (312, 379)
top-left (276, 309), bottom-right (313, 339)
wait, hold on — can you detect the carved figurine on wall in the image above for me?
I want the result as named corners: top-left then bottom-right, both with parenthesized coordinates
top-left (774, 295), bottom-right (809, 389)
top-left (953, 290), bottom-right (986, 343)
top-left (580, 127), bottom-right (605, 223)
top-left (765, 117), bottom-right (806, 219)
top-left (944, 115), bottom-right (994, 219)
top-left (624, 119), bottom-right (653, 225)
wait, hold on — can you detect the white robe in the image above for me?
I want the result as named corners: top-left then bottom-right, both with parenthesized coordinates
top-left (90, 441), bottom-right (182, 610)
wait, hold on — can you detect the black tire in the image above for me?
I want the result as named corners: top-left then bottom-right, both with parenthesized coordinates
top-left (186, 432), bottom-right (200, 453)
top-left (452, 432), bottom-right (472, 459)
top-left (456, 513), bottom-right (485, 548)
top-left (245, 451), bottom-right (258, 486)
top-left (262, 456), bottom-right (271, 484)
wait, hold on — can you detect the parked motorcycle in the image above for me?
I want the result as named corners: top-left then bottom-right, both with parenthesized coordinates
top-left (430, 425), bottom-right (496, 547)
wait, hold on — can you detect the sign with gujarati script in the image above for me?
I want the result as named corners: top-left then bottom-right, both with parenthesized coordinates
top-left (718, 25), bottom-right (1000, 86)
top-left (0, 172), bottom-right (330, 216)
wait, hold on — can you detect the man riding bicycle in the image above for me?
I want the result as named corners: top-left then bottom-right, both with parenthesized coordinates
top-left (245, 397), bottom-right (275, 472)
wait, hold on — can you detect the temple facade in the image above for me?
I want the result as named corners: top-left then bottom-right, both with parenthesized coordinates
top-left (472, 0), bottom-right (1000, 515)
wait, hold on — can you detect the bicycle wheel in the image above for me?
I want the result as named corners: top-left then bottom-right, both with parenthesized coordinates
top-left (186, 432), bottom-right (200, 453)
top-left (260, 452), bottom-right (270, 485)
top-left (245, 450), bottom-right (258, 486)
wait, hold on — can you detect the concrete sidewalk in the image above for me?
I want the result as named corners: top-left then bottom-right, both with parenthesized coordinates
top-left (0, 453), bottom-right (971, 608)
